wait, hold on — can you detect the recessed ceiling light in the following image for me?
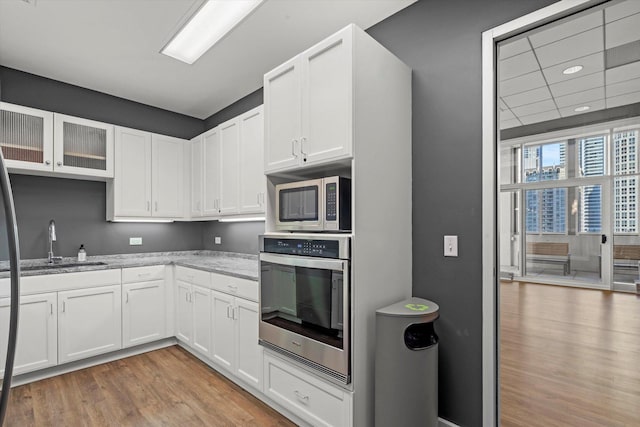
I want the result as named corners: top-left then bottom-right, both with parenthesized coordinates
top-left (574, 105), bottom-right (590, 112)
top-left (563, 65), bottom-right (583, 75)
top-left (161, 0), bottom-right (264, 65)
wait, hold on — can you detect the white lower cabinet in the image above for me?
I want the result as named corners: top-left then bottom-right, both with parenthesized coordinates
top-left (174, 266), bottom-right (212, 356)
top-left (122, 266), bottom-right (167, 348)
top-left (210, 273), bottom-right (262, 392)
top-left (264, 353), bottom-right (353, 427)
top-left (0, 292), bottom-right (57, 377)
top-left (58, 284), bottom-right (122, 364)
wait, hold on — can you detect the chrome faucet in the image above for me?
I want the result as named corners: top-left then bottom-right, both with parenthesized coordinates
top-left (48, 220), bottom-right (63, 263)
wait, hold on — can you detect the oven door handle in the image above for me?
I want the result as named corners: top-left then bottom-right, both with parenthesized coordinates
top-left (260, 252), bottom-right (347, 271)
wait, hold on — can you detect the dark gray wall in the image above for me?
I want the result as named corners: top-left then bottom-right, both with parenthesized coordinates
top-left (1, 174), bottom-right (204, 260)
top-left (0, 67), bottom-right (204, 139)
top-left (203, 88), bottom-right (263, 131)
top-left (201, 221), bottom-right (265, 255)
top-left (365, 0), bottom-right (556, 425)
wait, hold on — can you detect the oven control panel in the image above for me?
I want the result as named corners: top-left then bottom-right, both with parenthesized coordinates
top-left (262, 237), bottom-right (341, 258)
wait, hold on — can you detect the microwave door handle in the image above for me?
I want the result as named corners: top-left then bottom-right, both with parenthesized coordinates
top-left (260, 252), bottom-right (346, 271)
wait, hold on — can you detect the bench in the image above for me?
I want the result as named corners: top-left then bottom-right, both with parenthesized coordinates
top-left (526, 242), bottom-right (571, 275)
top-left (613, 245), bottom-right (640, 275)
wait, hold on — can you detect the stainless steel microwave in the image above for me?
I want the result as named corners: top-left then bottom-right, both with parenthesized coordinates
top-left (275, 176), bottom-right (351, 232)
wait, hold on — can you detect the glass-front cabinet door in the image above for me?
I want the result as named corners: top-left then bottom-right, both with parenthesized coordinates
top-left (53, 114), bottom-right (114, 178)
top-left (0, 102), bottom-right (54, 171)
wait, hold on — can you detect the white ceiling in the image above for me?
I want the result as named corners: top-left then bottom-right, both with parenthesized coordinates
top-left (499, 0), bottom-right (640, 130)
top-left (0, 0), bottom-right (416, 119)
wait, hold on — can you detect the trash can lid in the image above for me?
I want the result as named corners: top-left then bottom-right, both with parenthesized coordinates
top-left (376, 297), bottom-right (439, 320)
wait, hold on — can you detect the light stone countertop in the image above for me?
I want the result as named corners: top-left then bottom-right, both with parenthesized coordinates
top-left (0, 250), bottom-right (259, 281)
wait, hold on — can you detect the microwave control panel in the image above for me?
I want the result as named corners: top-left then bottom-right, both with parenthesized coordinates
top-left (326, 182), bottom-right (337, 221)
top-left (263, 237), bottom-right (341, 259)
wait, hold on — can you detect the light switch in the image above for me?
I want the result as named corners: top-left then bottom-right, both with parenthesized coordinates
top-left (129, 237), bottom-right (142, 246)
top-left (444, 235), bottom-right (458, 257)
top-left (214, 236), bottom-right (222, 245)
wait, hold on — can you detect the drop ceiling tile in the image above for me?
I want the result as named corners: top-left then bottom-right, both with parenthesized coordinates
top-left (608, 77), bottom-right (640, 97)
top-left (607, 91), bottom-right (640, 108)
top-left (606, 61), bottom-right (640, 84)
top-left (500, 109), bottom-right (516, 121)
top-left (503, 86), bottom-right (552, 108)
top-left (499, 37), bottom-right (531, 60)
top-left (529, 10), bottom-right (602, 48)
top-left (500, 70), bottom-right (546, 97)
top-left (549, 71), bottom-right (604, 97)
top-left (512, 99), bottom-right (557, 117)
top-left (499, 50), bottom-right (539, 80)
top-left (500, 118), bottom-right (522, 129)
top-left (559, 99), bottom-right (606, 117)
top-left (519, 110), bottom-right (561, 125)
top-left (606, 0), bottom-right (640, 23)
top-left (535, 27), bottom-right (604, 68)
top-left (542, 52), bottom-right (604, 84)
top-left (555, 87), bottom-right (604, 108)
top-left (606, 13), bottom-right (640, 49)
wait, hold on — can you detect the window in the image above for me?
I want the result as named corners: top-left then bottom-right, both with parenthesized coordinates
top-left (525, 188), bottom-right (566, 234)
top-left (614, 130), bottom-right (638, 233)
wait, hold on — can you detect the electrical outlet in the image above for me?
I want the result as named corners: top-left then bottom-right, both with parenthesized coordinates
top-left (444, 235), bottom-right (458, 257)
top-left (214, 236), bottom-right (222, 245)
top-left (129, 237), bottom-right (143, 246)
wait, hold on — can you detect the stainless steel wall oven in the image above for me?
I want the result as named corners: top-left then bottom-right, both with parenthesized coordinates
top-left (259, 234), bottom-right (350, 384)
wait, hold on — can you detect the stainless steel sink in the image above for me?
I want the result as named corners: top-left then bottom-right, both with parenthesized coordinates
top-left (0, 261), bottom-right (108, 272)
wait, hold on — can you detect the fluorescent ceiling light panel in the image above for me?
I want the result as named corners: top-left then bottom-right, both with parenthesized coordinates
top-left (162, 0), bottom-right (263, 64)
top-left (574, 105), bottom-right (590, 112)
top-left (111, 219), bottom-right (174, 223)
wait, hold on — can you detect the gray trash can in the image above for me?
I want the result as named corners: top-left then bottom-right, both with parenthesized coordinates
top-left (375, 297), bottom-right (439, 427)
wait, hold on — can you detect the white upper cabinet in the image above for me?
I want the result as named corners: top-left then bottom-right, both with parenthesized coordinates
top-left (264, 58), bottom-right (302, 172)
top-left (0, 103), bottom-right (114, 178)
top-left (111, 127), bottom-right (152, 217)
top-left (152, 134), bottom-right (185, 218)
top-left (239, 105), bottom-right (265, 214)
top-left (190, 135), bottom-right (203, 217)
top-left (219, 118), bottom-right (240, 215)
top-left (189, 105), bottom-right (264, 219)
top-left (202, 127), bottom-right (222, 217)
top-left (108, 127), bottom-right (185, 220)
top-left (0, 102), bottom-right (54, 172)
top-left (264, 26), bottom-right (353, 173)
top-left (53, 114), bottom-right (114, 178)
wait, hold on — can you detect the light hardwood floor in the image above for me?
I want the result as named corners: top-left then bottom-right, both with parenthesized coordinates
top-left (501, 281), bottom-right (640, 427)
top-left (4, 345), bottom-right (295, 426)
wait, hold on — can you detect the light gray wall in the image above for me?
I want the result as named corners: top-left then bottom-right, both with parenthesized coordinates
top-left (365, 0), bottom-right (556, 424)
top-left (0, 174), bottom-right (205, 260)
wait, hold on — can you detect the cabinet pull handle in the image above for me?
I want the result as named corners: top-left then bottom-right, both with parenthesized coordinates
top-left (227, 284), bottom-right (238, 293)
top-left (138, 272), bottom-right (150, 277)
top-left (155, 201), bottom-right (158, 212)
top-left (291, 139), bottom-right (298, 157)
top-left (45, 160), bottom-right (51, 165)
top-left (257, 193), bottom-right (260, 204)
top-left (62, 301), bottom-right (66, 313)
top-left (57, 161), bottom-right (63, 167)
top-left (147, 201), bottom-right (151, 212)
top-left (50, 303), bottom-right (53, 315)
top-left (300, 137), bottom-right (307, 155)
top-left (126, 292), bottom-right (129, 303)
top-left (226, 305), bottom-right (232, 319)
top-left (294, 390), bottom-right (309, 403)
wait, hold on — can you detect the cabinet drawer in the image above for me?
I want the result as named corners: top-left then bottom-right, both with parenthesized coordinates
top-left (211, 273), bottom-right (257, 301)
top-left (175, 266), bottom-right (210, 288)
top-left (264, 353), bottom-right (351, 427)
top-left (122, 265), bottom-right (165, 284)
